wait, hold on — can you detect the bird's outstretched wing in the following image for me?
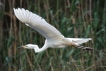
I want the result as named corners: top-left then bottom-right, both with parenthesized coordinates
top-left (14, 8), bottom-right (64, 41)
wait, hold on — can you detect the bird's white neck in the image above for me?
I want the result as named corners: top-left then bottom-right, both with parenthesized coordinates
top-left (33, 43), bottom-right (48, 53)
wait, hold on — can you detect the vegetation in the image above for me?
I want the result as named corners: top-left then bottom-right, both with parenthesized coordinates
top-left (0, 0), bottom-right (106, 71)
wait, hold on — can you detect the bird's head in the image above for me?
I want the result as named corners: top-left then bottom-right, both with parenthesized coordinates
top-left (19, 44), bottom-right (47, 53)
top-left (19, 44), bottom-right (39, 49)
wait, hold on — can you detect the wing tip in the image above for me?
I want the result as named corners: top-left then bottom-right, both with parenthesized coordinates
top-left (13, 8), bottom-right (27, 23)
top-left (13, 8), bottom-right (26, 11)
top-left (13, 8), bottom-right (16, 12)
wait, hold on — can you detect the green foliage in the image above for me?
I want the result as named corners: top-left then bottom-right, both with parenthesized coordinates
top-left (0, 0), bottom-right (106, 71)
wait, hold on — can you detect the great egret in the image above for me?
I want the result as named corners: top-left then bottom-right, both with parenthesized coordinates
top-left (13, 8), bottom-right (93, 53)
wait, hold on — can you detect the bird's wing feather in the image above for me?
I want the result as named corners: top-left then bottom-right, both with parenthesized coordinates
top-left (14, 8), bottom-right (64, 41)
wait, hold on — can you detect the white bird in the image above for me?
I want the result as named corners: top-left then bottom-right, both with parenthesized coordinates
top-left (13, 8), bottom-right (93, 53)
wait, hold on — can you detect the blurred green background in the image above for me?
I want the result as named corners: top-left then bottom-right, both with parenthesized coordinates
top-left (0, 0), bottom-right (106, 71)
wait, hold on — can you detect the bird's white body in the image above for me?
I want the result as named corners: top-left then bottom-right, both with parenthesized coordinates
top-left (14, 8), bottom-right (92, 53)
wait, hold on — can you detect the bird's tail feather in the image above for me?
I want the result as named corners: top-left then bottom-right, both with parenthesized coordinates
top-left (66, 38), bottom-right (93, 50)
top-left (66, 38), bottom-right (92, 45)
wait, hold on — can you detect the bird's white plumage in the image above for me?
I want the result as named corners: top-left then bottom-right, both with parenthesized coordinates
top-left (14, 8), bottom-right (92, 53)
top-left (66, 38), bottom-right (92, 45)
top-left (14, 8), bottom-right (64, 41)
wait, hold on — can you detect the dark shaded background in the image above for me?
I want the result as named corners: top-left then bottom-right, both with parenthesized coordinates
top-left (0, 0), bottom-right (106, 71)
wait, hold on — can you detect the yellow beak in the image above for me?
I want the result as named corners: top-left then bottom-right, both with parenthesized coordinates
top-left (21, 46), bottom-right (26, 48)
top-left (18, 46), bottom-right (26, 48)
